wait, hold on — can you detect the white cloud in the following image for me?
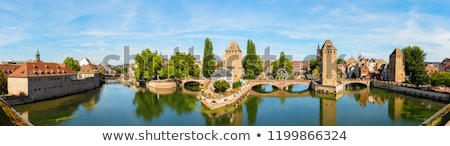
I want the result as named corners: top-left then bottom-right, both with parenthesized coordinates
top-left (0, 27), bottom-right (28, 46)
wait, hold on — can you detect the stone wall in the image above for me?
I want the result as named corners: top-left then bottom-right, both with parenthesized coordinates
top-left (372, 81), bottom-right (449, 101)
top-left (0, 98), bottom-right (32, 125)
top-left (147, 80), bottom-right (177, 89)
top-left (6, 74), bottom-right (100, 105)
top-left (7, 77), bottom-right (28, 96)
top-left (311, 81), bottom-right (344, 95)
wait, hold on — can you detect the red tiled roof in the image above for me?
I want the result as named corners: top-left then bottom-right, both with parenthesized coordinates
top-left (79, 64), bottom-right (99, 74)
top-left (291, 61), bottom-right (301, 66)
top-left (0, 64), bottom-right (19, 74)
top-left (8, 60), bottom-right (76, 77)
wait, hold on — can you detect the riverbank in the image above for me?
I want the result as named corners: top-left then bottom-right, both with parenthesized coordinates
top-left (371, 80), bottom-right (450, 102)
top-left (0, 97), bottom-right (32, 126)
top-left (421, 103), bottom-right (450, 126)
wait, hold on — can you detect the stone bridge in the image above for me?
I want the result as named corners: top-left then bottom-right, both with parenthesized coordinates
top-left (181, 79), bottom-right (210, 87)
top-left (247, 90), bottom-right (312, 97)
top-left (338, 79), bottom-right (371, 87)
top-left (245, 80), bottom-right (311, 89)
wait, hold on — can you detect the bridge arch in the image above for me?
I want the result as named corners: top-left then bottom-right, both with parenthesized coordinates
top-left (338, 80), bottom-right (371, 88)
top-left (246, 80), bottom-right (311, 90)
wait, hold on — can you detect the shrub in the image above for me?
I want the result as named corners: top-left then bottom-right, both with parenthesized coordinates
top-left (214, 80), bottom-right (230, 93)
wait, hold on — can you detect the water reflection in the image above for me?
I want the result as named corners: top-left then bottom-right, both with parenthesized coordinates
top-left (201, 95), bottom-right (263, 126)
top-left (133, 88), bottom-right (197, 122)
top-left (11, 84), bottom-right (447, 126)
top-left (0, 109), bottom-right (14, 126)
top-left (13, 88), bottom-right (101, 125)
top-left (252, 84), bottom-right (278, 93)
top-left (202, 84), bottom-right (446, 126)
top-left (320, 99), bottom-right (336, 126)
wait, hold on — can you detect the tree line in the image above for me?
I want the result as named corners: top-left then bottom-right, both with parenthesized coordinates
top-left (134, 38), bottom-right (295, 81)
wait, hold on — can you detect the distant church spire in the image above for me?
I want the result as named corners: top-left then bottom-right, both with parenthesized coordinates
top-left (316, 43), bottom-right (321, 61)
top-left (36, 49), bottom-right (40, 61)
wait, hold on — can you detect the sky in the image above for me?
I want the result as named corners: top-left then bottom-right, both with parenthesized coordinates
top-left (1, 0), bottom-right (450, 65)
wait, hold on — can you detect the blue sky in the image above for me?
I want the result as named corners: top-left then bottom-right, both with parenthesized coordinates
top-left (1, 0), bottom-right (450, 65)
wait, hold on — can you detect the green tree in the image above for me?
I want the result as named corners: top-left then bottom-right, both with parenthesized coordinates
top-left (245, 96), bottom-right (261, 126)
top-left (402, 46), bottom-right (429, 85)
top-left (0, 72), bottom-right (7, 94)
top-left (202, 38), bottom-right (215, 78)
top-left (309, 59), bottom-right (320, 74)
top-left (98, 67), bottom-right (105, 76)
top-left (133, 90), bottom-right (197, 122)
top-left (243, 39), bottom-right (263, 79)
top-left (337, 58), bottom-right (345, 64)
top-left (113, 66), bottom-right (127, 74)
top-left (161, 52), bottom-right (199, 79)
top-left (63, 57), bottom-right (80, 71)
top-left (430, 72), bottom-right (450, 87)
top-left (271, 52), bottom-right (293, 78)
top-left (133, 48), bottom-right (163, 80)
top-left (213, 80), bottom-right (230, 93)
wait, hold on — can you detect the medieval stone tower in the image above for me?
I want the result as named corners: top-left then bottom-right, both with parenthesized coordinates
top-left (320, 39), bottom-right (338, 85)
top-left (388, 48), bottom-right (406, 82)
top-left (224, 40), bottom-right (243, 82)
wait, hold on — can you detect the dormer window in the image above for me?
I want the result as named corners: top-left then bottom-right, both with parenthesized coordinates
top-left (45, 65), bottom-right (49, 68)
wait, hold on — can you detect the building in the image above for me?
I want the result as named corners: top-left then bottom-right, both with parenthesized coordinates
top-left (440, 58), bottom-right (450, 72)
top-left (444, 64), bottom-right (450, 72)
top-left (380, 64), bottom-right (388, 81)
top-left (292, 61), bottom-right (309, 76)
top-left (127, 64), bottom-right (136, 78)
top-left (316, 43), bottom-right (321, 61)
top-left (0, 64), bottom-right (20, 75)
top-left (337, 64), bottom-right (346, 79)
top-left (223, 40), bottom-right (243, 83)
top-left (388, 48), bottom-right (406, 82)
top-left (79, 57), bottom-right (92, 66)
top-left (346, 57), bottom-right (359, 78)
top-left (319, 39), bottom-right (338, 85)
top-left (359, 64), bottom-right (370, 78)
top-left (7, 51), bottom-right (100, 104)
top-left (425, 63), bottom-right (439, 75)
top-left (78, 63), bottom-right (99, 79)
top-left (99, 63), bottom-right (116, 75)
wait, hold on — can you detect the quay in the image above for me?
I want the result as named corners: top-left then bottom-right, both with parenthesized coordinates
top-left (0, 97), bottom-right (32, 126)
top-left (421, 103), bottom-right (450, 126)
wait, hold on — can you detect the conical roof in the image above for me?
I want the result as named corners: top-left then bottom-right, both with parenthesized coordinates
top-left (321, 39), bottom-right (336, 50)
top-left (226, 40), bottom-right (241, 51)
top-left (391, 48), bottom-right (403, 55)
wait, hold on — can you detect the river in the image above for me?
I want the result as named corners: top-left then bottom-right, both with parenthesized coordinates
top-left (10, 83), bottom-right (447, 126)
